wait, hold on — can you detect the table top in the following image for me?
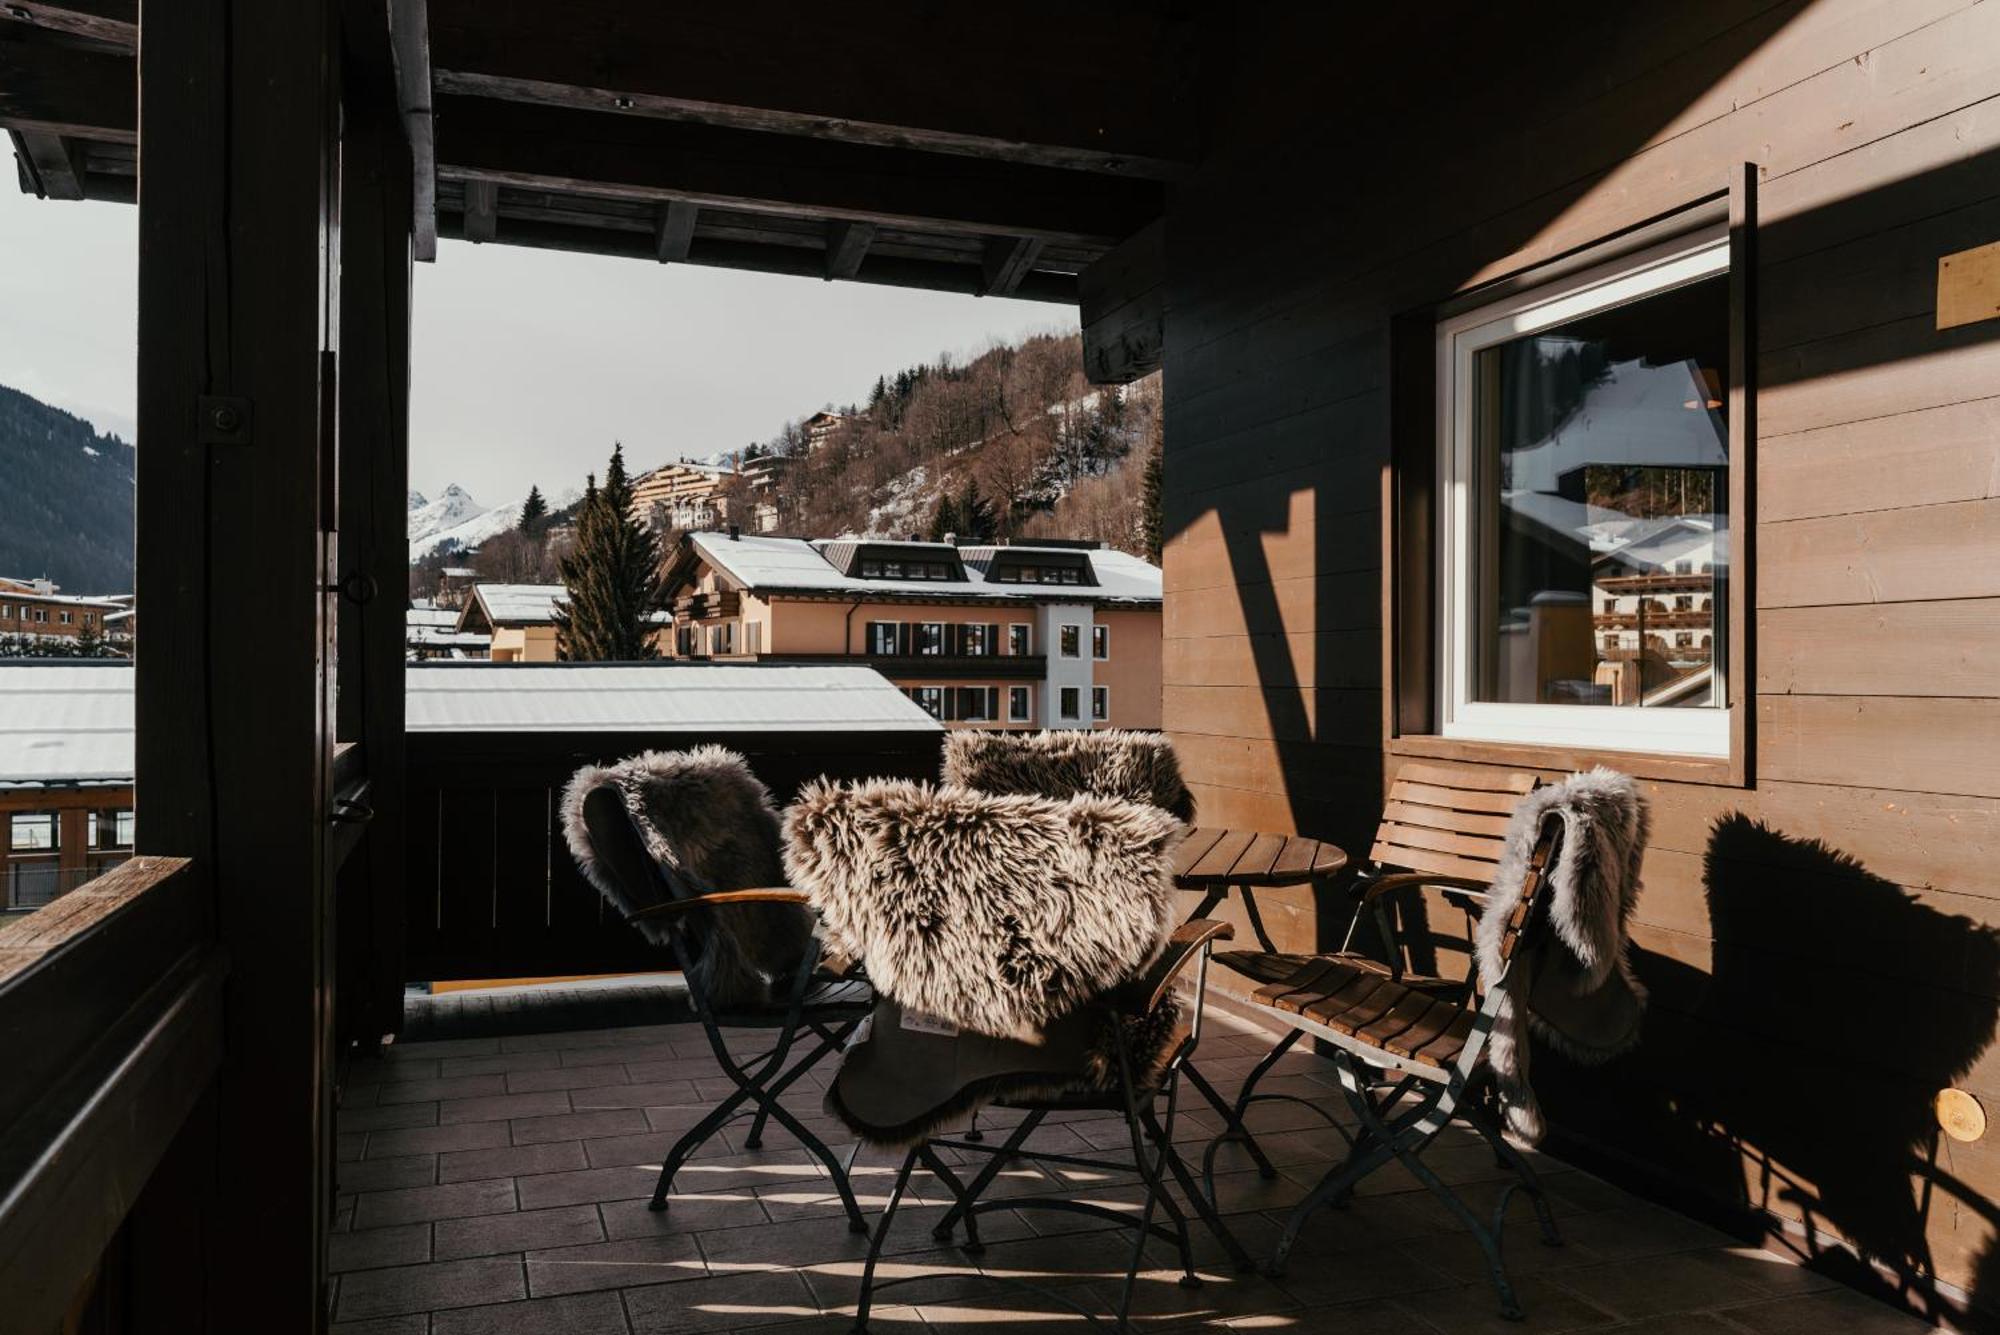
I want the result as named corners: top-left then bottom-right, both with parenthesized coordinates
top-left (1172, 827), bottom-right (1348, 887)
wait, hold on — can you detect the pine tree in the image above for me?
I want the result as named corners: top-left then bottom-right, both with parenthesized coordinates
top-left (1139, 432), bottom-right (1164, 565)
top-left (554, 445), bottom-right (663, 661)
top-left (957, 478), bottom-right (998, 543)
top-left (519, 484), bottom-right (548, 533)
top-left (927, 491), bottom-right (962, 542)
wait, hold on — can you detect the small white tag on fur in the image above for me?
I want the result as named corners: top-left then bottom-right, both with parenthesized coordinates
top-left (900, 1010), bottom-right (959, 1037)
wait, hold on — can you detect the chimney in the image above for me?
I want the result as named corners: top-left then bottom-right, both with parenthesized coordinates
top-left (728, 523), bottom-right (741, 541)
top-left (943, 531), bottom-right (958, 546)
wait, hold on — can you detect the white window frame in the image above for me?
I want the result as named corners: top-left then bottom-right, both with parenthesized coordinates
top-left (1008, 623), bottom-right (1031, 655)
top-left (1059, 624), bottom-right (1081, 659)
top-left (1436, 228), bottom-right (1730, 758)
top-left (1059, 686), bottom-right (1081, 721)
top-left (917, 622), bottom-right (945, 655)
top-left (1091, 685), bottom-right (1109, 722)
top-left (1007, 685), bottom-right (1032, 722)
top-left (1092, 624), bottom-right (1109, 660)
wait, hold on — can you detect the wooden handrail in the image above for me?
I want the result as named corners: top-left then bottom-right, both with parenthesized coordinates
top-left (0, 856), bottom-right (196, 989)
top-left (625, 886), bottom-right (811, 922)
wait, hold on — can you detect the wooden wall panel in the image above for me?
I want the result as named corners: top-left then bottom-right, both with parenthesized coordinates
top-left (1162, 0), bottom-right (2000, 1315)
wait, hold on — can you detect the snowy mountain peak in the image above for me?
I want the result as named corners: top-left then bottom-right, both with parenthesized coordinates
top-left (408, 489), bottom-right (428, 511)
top-left (408, 485), bottom-right (489, 547)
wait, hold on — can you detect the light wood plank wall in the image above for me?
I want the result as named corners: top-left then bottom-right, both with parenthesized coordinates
top-left (1161, 0), bottom-right (2000, 1315)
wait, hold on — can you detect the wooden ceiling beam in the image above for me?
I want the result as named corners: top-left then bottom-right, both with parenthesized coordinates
top-left (11, 127), bottom-right (84, 198)
top-left (433, 96), bottom-right (1162, 249)
top-left (654, 199), bottom-right (697, 263)
top-left (981, 236), bottom-right (1046, 298)
top-left (824, 220), bottom-right (875, 281)
top-left (386, 0), bottom-right (438, 260)
top-left (0, 26), bottom-right (135, 143)
top-left (461, 177), bottom-right (497, 241)
top-left (436, 210), bottom-right (1079, 303)
top-left (0, 1), bottom-right (134, 51)
top-left (426, 0), bottom-right (1195, 180)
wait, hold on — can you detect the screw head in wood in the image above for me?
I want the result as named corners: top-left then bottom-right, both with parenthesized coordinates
top-left (211, 404), bottom-right (241, 433)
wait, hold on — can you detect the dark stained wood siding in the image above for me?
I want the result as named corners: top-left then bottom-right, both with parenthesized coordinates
top-left (1161, 1), bottom-right (2000, 1317)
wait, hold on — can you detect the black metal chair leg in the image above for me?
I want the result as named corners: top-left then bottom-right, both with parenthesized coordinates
top-left (1391, 1135), bottom-right (1524, 1320)
top-left (649, 1084), bottom-right (754, 1209)
top-left (916, 1144), bottom-right (983, 1253)
top-left (929, 1111), bottom-right (1039, 1245)
top-left (1182, 1062), bottom-right (1279, 1180)
top-left (851, 1147), bottom-right (919, 1335)
top-left (752, 1093), bottom-right (871, 1233)
top-left (1144, 1108), bottom-right (1254, 1273)
top-left (1465, 1105), bottom-right (1562, 1247)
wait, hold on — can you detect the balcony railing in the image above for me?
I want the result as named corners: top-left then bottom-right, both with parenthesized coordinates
top-left (399, 725), bottom-right (943, 982)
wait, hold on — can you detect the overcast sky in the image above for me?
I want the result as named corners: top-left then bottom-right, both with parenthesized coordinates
top-left (0, 182), bottom-right (1072, 510)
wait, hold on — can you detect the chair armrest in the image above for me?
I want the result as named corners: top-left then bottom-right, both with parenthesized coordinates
top-left (1355, 871), bottom-right (1493, 904)
top-left (1144, 919), bottom-right (1235, 1013)
top-left (625, 886), bottom-right (811, 924)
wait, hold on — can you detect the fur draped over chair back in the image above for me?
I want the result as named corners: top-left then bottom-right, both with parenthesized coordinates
top-left (784, 778), bottom-right (1184, 1042)
top-left (561, 745), bottom-right (815, 1008)
top-left (1475, 767), bottom-right (1650, 1142)
top-left (940, 729), bottom-right (1196, 821)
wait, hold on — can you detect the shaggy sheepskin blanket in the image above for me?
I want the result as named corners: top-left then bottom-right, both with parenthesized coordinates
top-left (561, 745), bottom-right (814, 1008)
top-left (785, 777), bottom-right (1184, 1040)
top-left (1475, 767), bottom-right (1650, 1142)
top-left (783, 777), bottom-right (1190, 1142)
top-left (942, 729), bottom-right (1196, 820)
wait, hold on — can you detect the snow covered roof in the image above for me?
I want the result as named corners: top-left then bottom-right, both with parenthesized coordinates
top-left (689, 533), bottom-right (1163, 604)
top-left (469, 584), bottom-right (566, 624)
top-left (406, 663), bottom-right (942, 733)
top-left (0, 662), bottom-right (134, 788)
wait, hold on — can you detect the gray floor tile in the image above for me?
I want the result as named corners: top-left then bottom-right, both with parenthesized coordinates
top-left (341, 1154), bottom-right (441, 1195)
top-left (378, 1075), bottom-right (512, 1106)
top-left (434, 1205), bottom-right (606, 1261)
top-left (356, 1177), bottom-right (519, 1229)
top-left (511, 1109), bottom-right (652, 1145)
top-left (368, 1120), bottom-right (515, 1160)
top-left (623, 1269), bottom-right (821, 1333)
top-left (439, 1140), bottom-right (590, 1185)
top-left (506, 1062), bottom-right (634, 1094)
top-left (431, 1292), bottom-right (630, 1335)
top-left (524, 1234), bottom-right (706, 1296)
top-left (336, 1256), bottom-right (528, 1321)
top-left (331, 1223), bottom-right (433, 1275)
top-left (439, 1091), bottom-right (575, 1126)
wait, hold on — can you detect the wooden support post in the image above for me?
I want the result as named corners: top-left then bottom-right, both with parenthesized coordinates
top-left (980, 235), bottom-right (1043, 297)
top-left (136, 0), bottom-right (340, 1324)
top-left (338, 0), bottom-right (414, 1048)
top-left (1080, 219), bottom-right (1165, 384)
top-left (387, 0), bottom-right (437, 261)
top-left (462, 177), bottom-right (497, 241)
top-left (824, 218), bottom-right (875, 280)
top-left (654, 198), bottom-right (697, 262)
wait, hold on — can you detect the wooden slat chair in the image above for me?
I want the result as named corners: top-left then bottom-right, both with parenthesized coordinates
top-left (1199, 764), bottom-right (1539, 1189)
top-left (1259, 812), bottom-right (1566, 1320)
top-left (569, 784), bottom-right (874, 1233)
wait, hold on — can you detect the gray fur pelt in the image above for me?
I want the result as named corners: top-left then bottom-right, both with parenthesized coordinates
top-left (783, 777), bottom-right (1184, 1042)
top-left (1475, 767), bottom-right (1650, 1143)
top-left (941, 729), bottom-right (1196, 821)
top-left (560, 745), bottom-right (814, 1008)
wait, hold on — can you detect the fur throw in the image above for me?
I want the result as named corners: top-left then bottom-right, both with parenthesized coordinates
top-left (561, 746), bottom-right (814, 1008)
top-left (783, 778), bottom-right (1184, 1042)
top-left (1475, 767), bottom-right (1650, 1142)
top-left (942, 729), bottom-right (1196, 821)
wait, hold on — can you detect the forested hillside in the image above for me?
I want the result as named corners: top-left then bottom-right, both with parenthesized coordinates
top-left (0, 384), bottom-right (136, 593)
top-left (756, 332), bottom-right (1162, 557)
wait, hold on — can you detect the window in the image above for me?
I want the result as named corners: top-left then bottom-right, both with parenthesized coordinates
top-left (1008, 624), bottom-right (1031, 655)
top-left (708, 622), bottom-right (735, 655)
top-left (1059, 625), bottom-right (1080, 658)
top-left (1091, 625), bottom-right (1109, 660)
top-left (963, 624), bottom-right (990, 655)
top-left (32, 608), bottom-right (47, 623)
top-left (1008, 685), bottom-right (1031, 722)
top-left (1091, 686), bottom-right (1109, 721)
top-left (909, 686), bottom-right (944, 719)
top-left (59, 611), bottom-right (73, 625)
top-left (881, 561), bottom-right (904, 579)
top-left (1059, 687), bottom-right (1081, 720)
top-left (954, 687), bottom-right (1000, 722)
top-left (11, 813), bottom-right (57, 852)
top-left (1437, 229), bottom-right (1730, 756)
top-left (916, 623), bottom-right (945, 655)
top-left (744, 621), bottom-right (764, 654)
top-left (0, 604), bottom-right (11, 619)
top-left (865, 621), bottom-right (901, 655)
top-left (1059, 568), bottom-right (1080, 584)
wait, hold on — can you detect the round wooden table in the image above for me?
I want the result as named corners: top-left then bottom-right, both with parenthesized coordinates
top-left (1170, 827), bottom-right (1348, 1182)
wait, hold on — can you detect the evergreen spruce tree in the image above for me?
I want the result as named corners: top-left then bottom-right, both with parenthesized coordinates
top-left (518, 484), bottom-right (548, 533)
top-left (554, 445), bottom-right (663, 661)
top-left (927, 491), bottom-right (962, 542)
top-left (957, 478), bottom-right (998, 543)
top-left (1140, 434), bottom-right (1164, 564)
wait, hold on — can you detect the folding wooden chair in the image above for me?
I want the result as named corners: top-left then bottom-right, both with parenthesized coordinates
top-left (1200, 763), bottom-right (1540, 1192)
top-left (852, 919), bottom-right (1253, 1334)
top-left (1256, 811), bottom-right (1566, 1319)
top-left (569, 782), bottom-right (875, 1233)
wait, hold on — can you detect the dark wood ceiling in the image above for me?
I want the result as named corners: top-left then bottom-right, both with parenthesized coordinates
top-left (3, 0), bottom-right (1191, 303)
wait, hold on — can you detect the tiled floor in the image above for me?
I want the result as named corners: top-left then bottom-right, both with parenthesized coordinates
top-left (334, 1008), bottom-right (1929, 1334)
